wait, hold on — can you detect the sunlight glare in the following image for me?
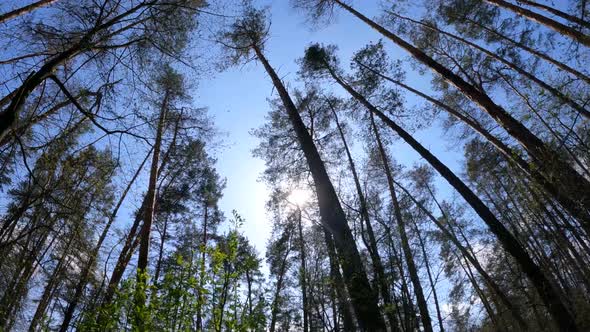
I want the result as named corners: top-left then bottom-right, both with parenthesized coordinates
top-left (288, 188), bottom-right (311, 206)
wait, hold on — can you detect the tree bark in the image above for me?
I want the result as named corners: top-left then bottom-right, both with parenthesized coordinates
top-left (370, 112), bottom-right (433, 332)
top-left (394, 12), bottom-right (590, 119)
top-left (327, 64), bottom-right (576, 330)
top-left (0, 0), bottom-right (58, 24)
top-left (357, 62), bottom-right (590, 238)
top-left (329, 100), bottom-right (400, 331)
top-left (485, 0), bottom-right (590, 46)
top-left (335, 0), bottom-right (590, 240)
top-left (134, 90), bottom-right (168, 329)
top-left (253, 44), bottom-right (386, 331)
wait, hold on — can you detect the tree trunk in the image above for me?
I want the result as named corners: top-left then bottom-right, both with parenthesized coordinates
top-left (357, 62), bottom-right (590, 238)
top-left (196, 203), bottom-right (209, 331)
top-left (134, 90), bottom-right (168, 329)
top-left (520, 0), bottom-right (590, 29)
top-left (393, 12), bottom-right (590, 119)
top-left (58, 148), bottom-right (151, 332)
top-left (458, 14), bottom-right (590, 84)
top-left (252, 44), bottom-right (386, 331)
top-left (323, 228), bottom-right (355, 332)
top-left (327, 64), bottom-right (575, 330)
top-left (329, 100), bottom-right (400, 331)
top-left (269, 233), bottom-right (292, 332)
top-left (370, 112), bottom-right (433, 332)
top-left (296, 208), bottom-right (310, 332)
top-left (409, 216), bottom-right (444, 332)
top-left (485, 0), bottom-right (590, 46)
top-left (0, 0), bottom-right (58, 24)
top-left (396, 179), bottom-right (529, 330)
top-left (335, 0), bottom-right (590, 238)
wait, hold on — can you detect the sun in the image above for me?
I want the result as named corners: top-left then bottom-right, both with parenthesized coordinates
top-left (288, 188), bottom-right (312, 206)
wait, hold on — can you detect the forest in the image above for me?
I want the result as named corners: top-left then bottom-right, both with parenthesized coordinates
top-left (0, 0), bottom-right (588, 331)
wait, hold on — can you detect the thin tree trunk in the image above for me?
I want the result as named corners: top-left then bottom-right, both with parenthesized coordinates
top-left (329, 100), bottom-right (400, 331)
top-left (458, 14), bottom-right (590, 84)
top-left (357, 61), bottom-right (590, 234)
top-left (485, 0), bottom-right (590, 46)
top-left (397, 178), bottom-right (530, 329)
top-left (134, 90), bottom-right (168, 329)
top-left (29, 231), bottom-right (76, 331)
top-left (327, 64), bottom-right (574, 330)
top-left (58, 148), bottom-right (151, 332)
top-left (393, 12), bottom-right (590, 119)
top-left (519, 0), bottom-right (590, 29)
top-left (196, 203), bottom-right (209, 331)
top-left (252, 44), bottom-right (386, 331)
top-left (0, 0), bottom-right (58, 24)
top-left (409, 216), bottom-right (444, 332)
top-left (370, 112), bottom-right (433, 332)
top-left (296, 208), bottom-right (310, 332)
top-left (269, 234), bottom-right (292, 332)
top-left (334, 0), bottom-right (590, 240)
top-left (323, 228), bottom-right (355, 332)
top-left (153, 214), bottom-right (169, 284)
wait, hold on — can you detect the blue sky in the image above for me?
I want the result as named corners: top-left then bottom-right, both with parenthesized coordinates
top-left (197, 1), bottom-right (464, 255)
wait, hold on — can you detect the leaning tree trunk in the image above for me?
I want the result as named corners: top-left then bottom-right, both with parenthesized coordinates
top-left (370, 112), bottom-right (433, 332)
top-left (334, 0), bottom-right (590, 239)
top-left (0, 0), bottom-right (58, 24)
top-left (485, 0), bottom-right (590, 46)
top-left (329, 101), bottom-right (400, 331)
top-left (458, 15), bottom-right (590, 84)
top-left (252, 44), bottom-right (386, 331)
top-left (394, 12), bottom-right (590, 119)
top-left (323, 228), bottom-right (355, 332)
top-left (518, 0), bottom-right (590, 29)
top-left (327, 64), bottom-right (576, 331)
top-left (357, 62), bottom-right (590, 239)
top-left (58, 149), bottom-right (151, 332)
top-left (134, 90), bottom-right (168, 329)
top-left (396, 179), bottom-right (529, 330)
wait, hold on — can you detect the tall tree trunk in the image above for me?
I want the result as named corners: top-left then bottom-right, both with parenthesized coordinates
top-left (396, 179), bottom-right (529, 330)
top-left (370, 112), bottom-right (433, 332)
top-left (153, 214), bottom-right (169, 284)
top-left (58, 149), bottom-right (151, 332)
top-left (485, 0), bottom-right (590, 46)
top-left (196, 203), bottom-right (209, 331)
top-left (334, 0), bottom-right (590, 238)
top-left (457, 14), bottom-right (590, 84)
top-left (518, 0), bottom-right (590, 29)
top-left (29, 230), bottom-right (76, 331)
top-left (252, 44), bottom-right (386, 331)
top-left (393, 12), bottom-right (590, 119)
top-left (0, 0), bottom-right (58, 24)
top-left (134, 90), bottom-right (169, 329)
top-left (323, 228), bottom-right (355, 332)
top-left (356, 62), bottom-right (590, 236)
top-left (409, 216), bottom-right (444, 332)
top-left (329, 100), bottom-right (400, 331)
top-left (296, 208), bottom-right (310, 332)
top-left (326, 64), bottom-right (575, 330)
top-left (269, 234), bottom-right (292, 332)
